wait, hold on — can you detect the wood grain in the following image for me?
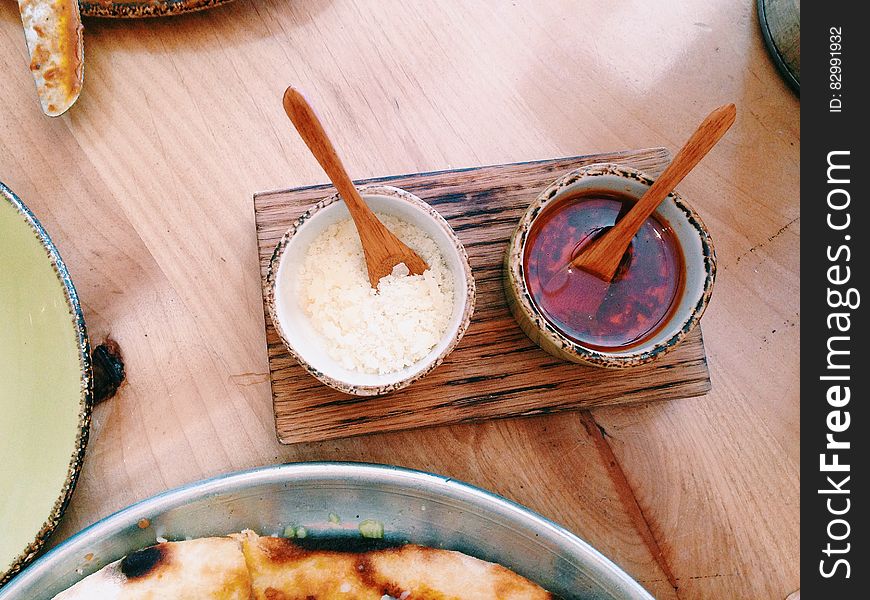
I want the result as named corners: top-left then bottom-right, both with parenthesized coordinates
top-left (0, 0), bottom-right (799, 597)
top-left (255, 149), bottom-right (711, 444)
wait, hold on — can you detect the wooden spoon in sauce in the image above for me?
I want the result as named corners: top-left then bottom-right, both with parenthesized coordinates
top-left (282, 86), bottom-right (428, 288)
top-left (571, 103), bottom-right (736, 282)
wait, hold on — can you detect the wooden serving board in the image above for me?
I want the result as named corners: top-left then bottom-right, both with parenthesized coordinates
top-left (255, 148), bottom-right (711, 444)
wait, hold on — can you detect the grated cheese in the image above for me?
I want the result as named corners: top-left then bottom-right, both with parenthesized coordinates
top-left (297, 214), bottom-right (454, 374)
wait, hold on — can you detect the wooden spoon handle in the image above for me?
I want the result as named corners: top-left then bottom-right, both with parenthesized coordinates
top-left (570, 103), bottom-right (735, 280)
top-left (282, 87), bottom-right (379, 228)
top-left (610, 103), bottom-right (736, 241)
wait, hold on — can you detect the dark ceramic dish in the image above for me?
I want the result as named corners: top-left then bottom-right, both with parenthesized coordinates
top-left (80, 0), bottom-right (234, 18)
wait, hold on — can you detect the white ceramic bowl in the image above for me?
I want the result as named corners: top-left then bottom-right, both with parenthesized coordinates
top-left (266, 185), bottom-right (475, 396)
top-left (504, 163), bottom-right (716, 368)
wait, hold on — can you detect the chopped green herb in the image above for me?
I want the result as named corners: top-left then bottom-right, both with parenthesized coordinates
top-left (283, 525), bottom-right (296, 538)
top-left (358, 519), bottom-right (384, 539)
top-left (295, 526), bottom-right (308, 539)
top-left (328, 513), bottom-right (341, 525)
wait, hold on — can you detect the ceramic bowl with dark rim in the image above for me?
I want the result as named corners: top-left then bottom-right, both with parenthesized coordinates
top-left (266, 185), bottom-right (475, 396)
top-left (80, 0), bottom-right (234, 18)
top-left (0, 183), bottom-right (92, 586)
top-left (0, 463), bottom-right (654, 599)
top-left (504, 163), bottom-right (716, 369)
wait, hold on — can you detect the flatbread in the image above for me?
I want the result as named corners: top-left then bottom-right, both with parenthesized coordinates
top-left (53, 531), bottom-right (554, 599)
top-left (17, 0), bottom-right (84, 116)
top-left (235, 530), bottom-right (553, 600)
top-left (52, 537), bottom-right (253, 599)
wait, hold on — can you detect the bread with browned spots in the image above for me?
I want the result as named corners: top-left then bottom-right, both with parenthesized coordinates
top-left (16, 0), bottom-right (83, 116)
top-left (235, 530), bottom-right (554, 600)
top-left (53, 530), bottom-right (555, 599)
top-left (52, 537), bottom-right (253, 599)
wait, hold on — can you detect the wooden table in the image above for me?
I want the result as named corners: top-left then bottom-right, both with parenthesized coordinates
top-left (0, 1), bottom-right (799, 597)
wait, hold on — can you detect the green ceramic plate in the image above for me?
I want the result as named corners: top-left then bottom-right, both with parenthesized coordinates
top-left (0, 183), bottom-right (91, 586)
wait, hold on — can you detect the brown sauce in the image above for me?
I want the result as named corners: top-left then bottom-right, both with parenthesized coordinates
top-left (523, 190), bottom-right (685, 351)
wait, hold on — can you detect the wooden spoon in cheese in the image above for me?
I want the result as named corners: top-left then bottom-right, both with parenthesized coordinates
top-left (282, 87), bottom-right (428, 288)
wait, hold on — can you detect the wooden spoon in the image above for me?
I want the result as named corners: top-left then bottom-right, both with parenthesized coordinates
top-left (571, 103), bottom-right (736, 281)
top-left (282, 87), bottom-right (428, 288)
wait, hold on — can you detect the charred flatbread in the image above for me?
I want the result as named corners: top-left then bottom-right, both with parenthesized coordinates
top-left (236, 530), bottom-right (554, 600)
top-left (52, 536), bottom-right (253, 599)
top-left (52, 530), bottom-right (555, 599)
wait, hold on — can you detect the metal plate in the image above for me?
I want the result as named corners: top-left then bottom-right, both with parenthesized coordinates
top-left (80, 0), bottom-right (234, 18)
top-left (0, 463), bottom-right (653, 599)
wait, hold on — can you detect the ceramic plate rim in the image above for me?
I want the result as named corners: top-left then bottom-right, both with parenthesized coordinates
top-left (80, 0), bottom-right (235, 18)
top-left (0, 183), bottom-right (92, 587)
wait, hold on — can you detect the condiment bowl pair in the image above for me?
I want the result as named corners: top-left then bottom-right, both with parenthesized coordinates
top-left (266, 185), bottom-right (475, 396)
top-left (504, 163), bottom-right (716, 368)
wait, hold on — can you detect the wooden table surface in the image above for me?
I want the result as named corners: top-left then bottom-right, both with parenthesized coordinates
top-left (0, 1), bottom-right (799, 597)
